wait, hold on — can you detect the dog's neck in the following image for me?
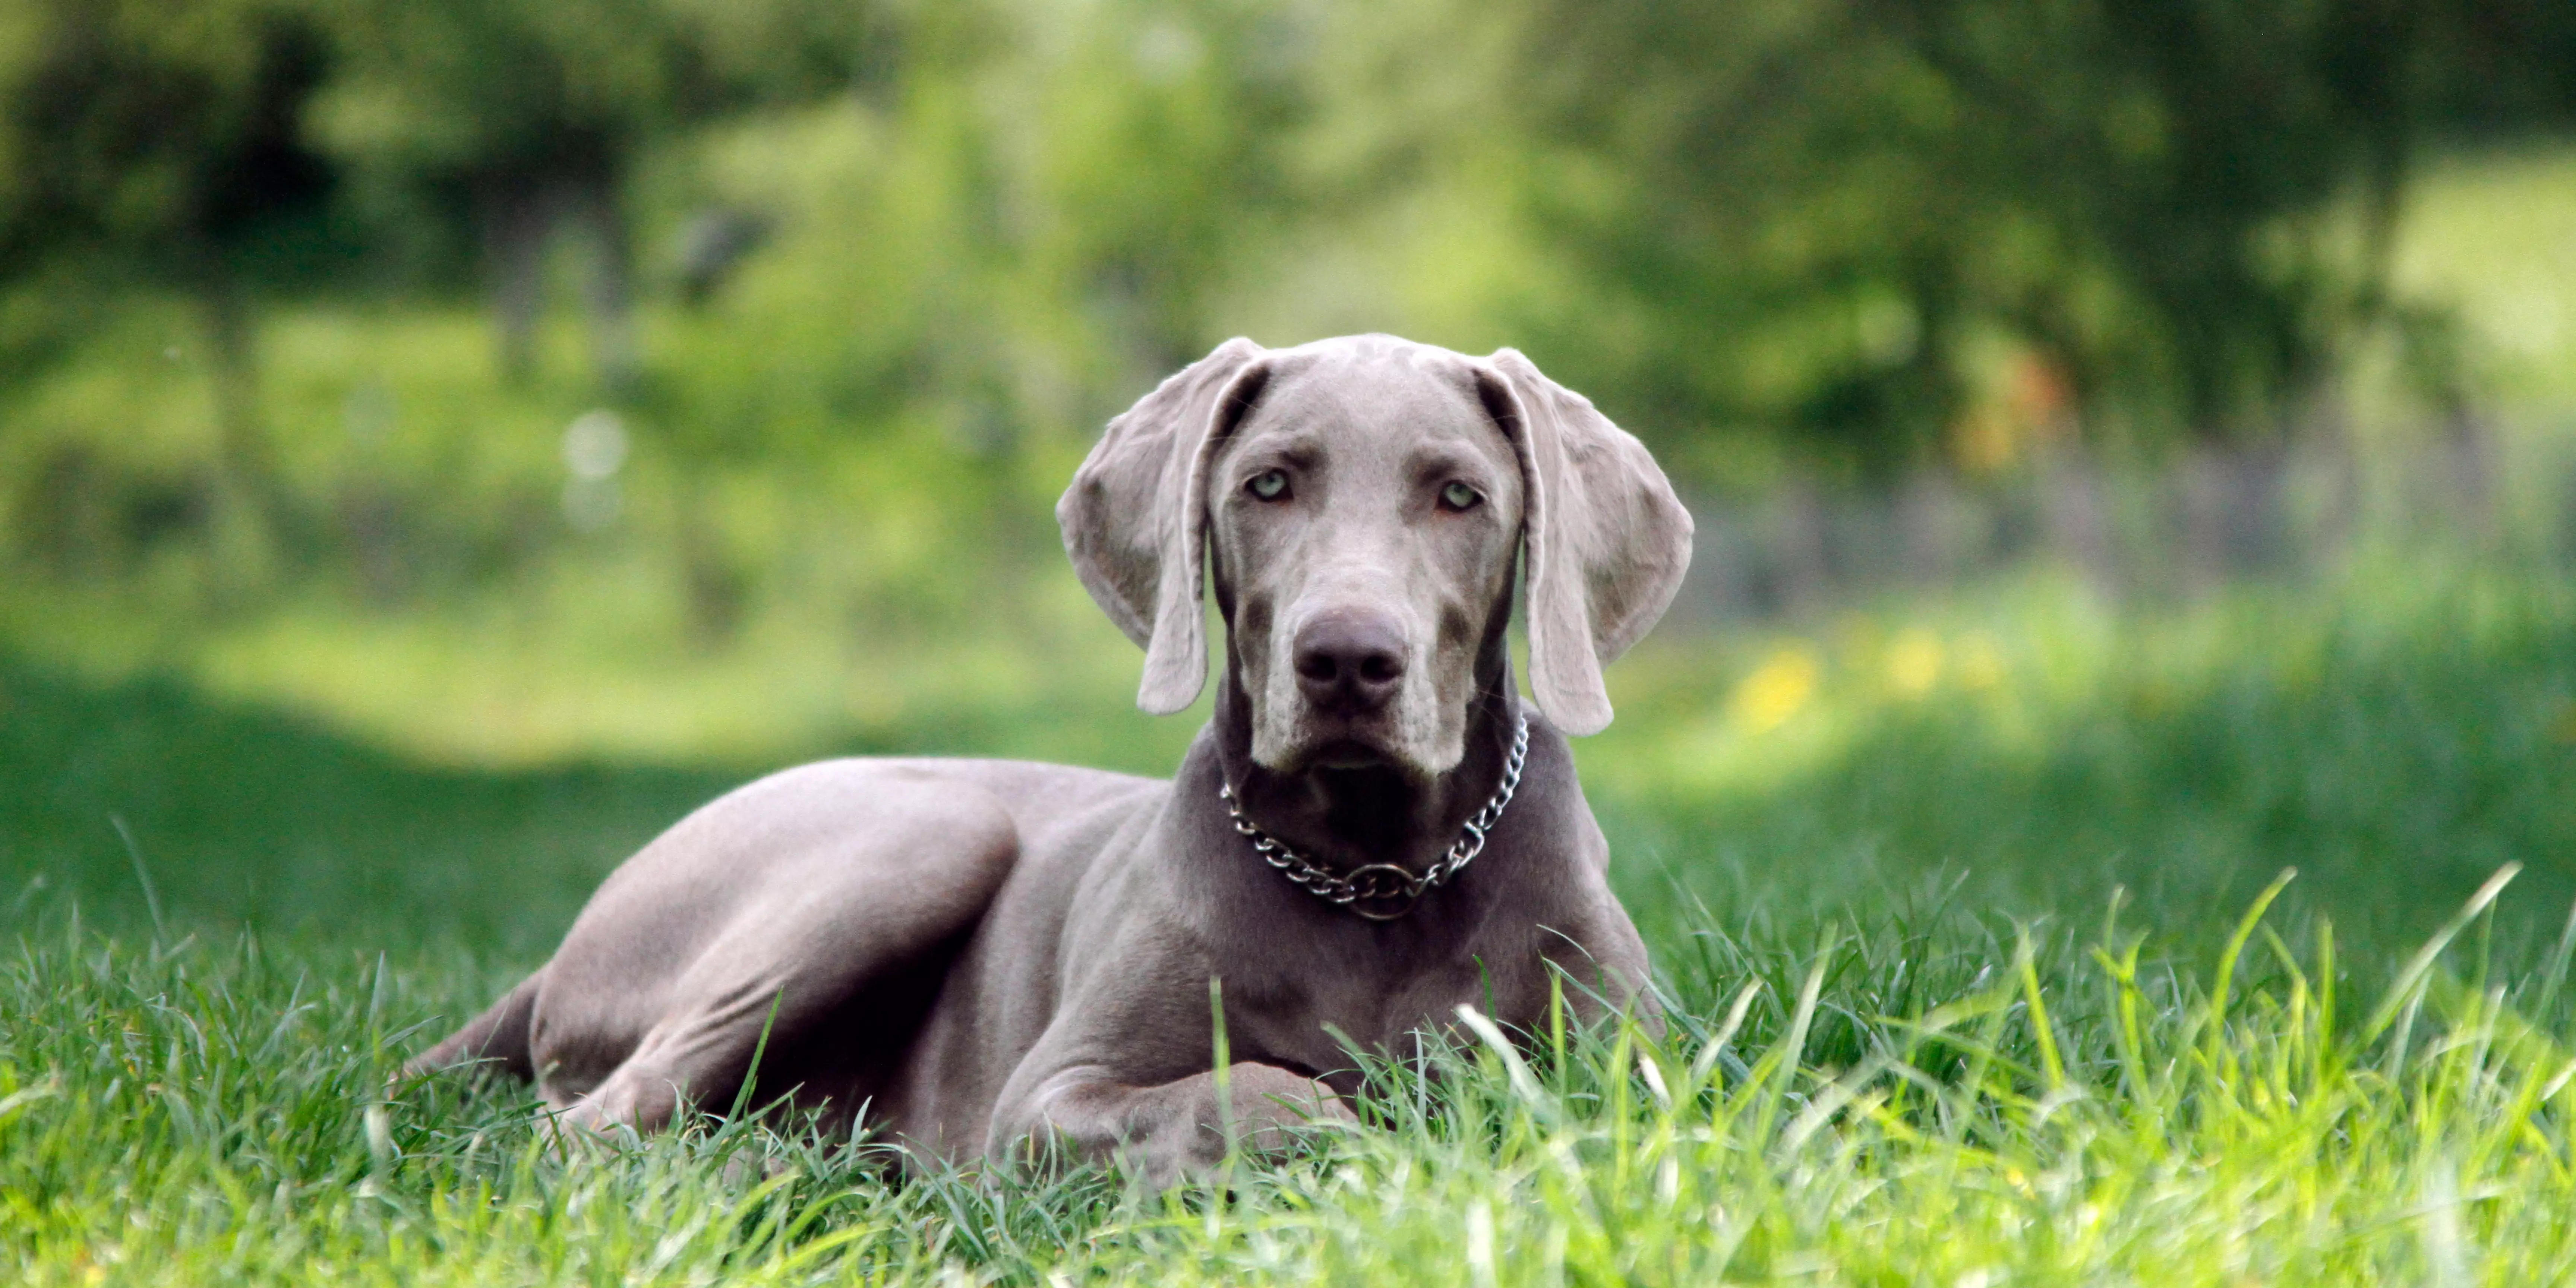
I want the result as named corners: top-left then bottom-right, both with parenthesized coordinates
top-left (1210, 637), bottom-right (1522, 876)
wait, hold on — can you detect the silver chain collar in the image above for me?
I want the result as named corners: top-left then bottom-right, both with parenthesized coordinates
top-left (1217, 713), bottom-right (1530, 922)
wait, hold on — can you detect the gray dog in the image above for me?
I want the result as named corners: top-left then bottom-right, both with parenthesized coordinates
top-left (411, 334), bottom-right (1693, 1183)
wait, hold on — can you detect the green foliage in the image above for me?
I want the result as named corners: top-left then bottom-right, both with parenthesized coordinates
top-left (306, 0), bottom-right (870, 184)
top-left (13, 0), bottom-right (2576, 636)
top-left (15, 0), bottom-right (2576, 492)
top-left (0, 0), bottom-right (333, 278)
top-left (0, 0), bottom-right (337, 394)
top-left (1497, 0), bottom-right (2452, 467)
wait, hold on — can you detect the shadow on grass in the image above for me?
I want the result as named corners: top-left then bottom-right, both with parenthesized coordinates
top-left (0, 658), bottom-right (739, 955)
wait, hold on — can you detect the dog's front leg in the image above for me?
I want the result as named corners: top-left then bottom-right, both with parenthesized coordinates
top-left (992, 1062), bottom-right (1357, 1186)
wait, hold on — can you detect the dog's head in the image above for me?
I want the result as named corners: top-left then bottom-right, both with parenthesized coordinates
top-left (1059, 334), bottom-right (1692, 780)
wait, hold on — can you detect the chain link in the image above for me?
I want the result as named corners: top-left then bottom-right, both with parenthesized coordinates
top-left (1218, 714), bottom-right (1530, 921)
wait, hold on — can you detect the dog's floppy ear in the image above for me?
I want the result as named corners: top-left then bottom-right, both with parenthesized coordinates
top-left (1478, 348), bottom-right (1693, 735)
top-left (1059, 337), bottom-right (1270, 713)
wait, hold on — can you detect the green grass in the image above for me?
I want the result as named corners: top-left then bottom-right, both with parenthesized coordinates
top-left (10, 129), bottom-right (2576, 1271)
top-left (4, 850), bottom-right (2574, 1283)
top-left (6, 555), bottom-right (2576, 1284)
top-left (1594, 558), bottom-right (2576, 953)
top-left (9, 116), bottom-right (2576, 1284)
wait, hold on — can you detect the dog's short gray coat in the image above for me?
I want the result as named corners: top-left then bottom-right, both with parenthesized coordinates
top-left (411, 335), bottom-right (1693, 1183)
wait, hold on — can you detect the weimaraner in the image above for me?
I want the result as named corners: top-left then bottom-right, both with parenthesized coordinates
top-left (411, 334), bottom-right (1693, 1183)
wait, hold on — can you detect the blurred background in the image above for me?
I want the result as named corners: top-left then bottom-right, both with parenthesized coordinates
top-left (4, 0), bottom-right (2575, 953)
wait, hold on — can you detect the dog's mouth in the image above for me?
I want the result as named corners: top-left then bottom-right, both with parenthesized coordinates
top-left (1305, 736), bottom-right (1393, 770)
top-left (1285, 701), bottom-right (1410, 768)
top-left (1256, 725), bottom-right (1429, 779)
top-left (1280, 713), bottom-right (1453, 782)
top-left (1251, 685), bottom-right (1445, 778)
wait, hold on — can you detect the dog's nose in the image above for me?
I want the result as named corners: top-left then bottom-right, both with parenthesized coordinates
top-left (1293, 611), bottom-right (1407, 713)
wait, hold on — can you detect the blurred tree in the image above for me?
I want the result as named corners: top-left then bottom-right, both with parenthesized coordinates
top-left (1871, 0), bottom-right (2427, 442)
top-left (1015, 0), bottom-right (1308, 381)
top-left (18, 0), bottom-right (2576, 633)
top-left (1490, 0), bottom-right (2010, 477)
top-left (1506, 0), bottom-right (2445, 471)
top-left (2419, 0), bottom-right (2576, 135)
top-left (823, 0), bottom-right (1312, 456)
top-left (0, 0), bottom-right (336, 526)
top-left (307, 0), bottom-right (880, 390)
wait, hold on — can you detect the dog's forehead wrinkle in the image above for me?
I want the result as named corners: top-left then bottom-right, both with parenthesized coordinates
top-left (1262, 350), bottom-right (1488, 438)
top-left (1409, 440), bottom-right (1512, 486)
top-left (1221, 428), bottom-right (1323, 474)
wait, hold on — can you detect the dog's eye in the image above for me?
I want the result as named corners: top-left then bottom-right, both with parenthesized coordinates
top-left (1246, 470), bottom-right (1291, 501)
top-left (1439, 481), bottom-right (1483, 511)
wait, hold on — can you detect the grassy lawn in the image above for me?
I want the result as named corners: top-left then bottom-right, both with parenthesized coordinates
top-left (7, 139), bottom-right (2576, 1287)
top-left (6, 552), bottom-right (2576, 1284)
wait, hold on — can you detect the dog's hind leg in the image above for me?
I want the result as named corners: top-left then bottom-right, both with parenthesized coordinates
top-left (407, 972), bottom-right (540, 1081)
top-left (536, 774), bottom-right (1018, 1133)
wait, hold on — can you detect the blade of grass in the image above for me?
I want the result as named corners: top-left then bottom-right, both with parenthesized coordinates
top-left (110, 814), bottom-right (164, 941)
top-left (2362, 863), bottom-right (2522, 1048)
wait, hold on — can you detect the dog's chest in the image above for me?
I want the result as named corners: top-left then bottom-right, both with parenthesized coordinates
top-left (1229, 933), bottom-right (1542, 1066)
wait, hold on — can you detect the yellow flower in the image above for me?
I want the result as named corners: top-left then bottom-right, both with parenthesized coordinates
top-left (1955, 634), bottom-right (2007, 692)
top-left (1886, 628), bottom-right (1944, 697)
top-left (1729, 646), bottom-right (1820, 734)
